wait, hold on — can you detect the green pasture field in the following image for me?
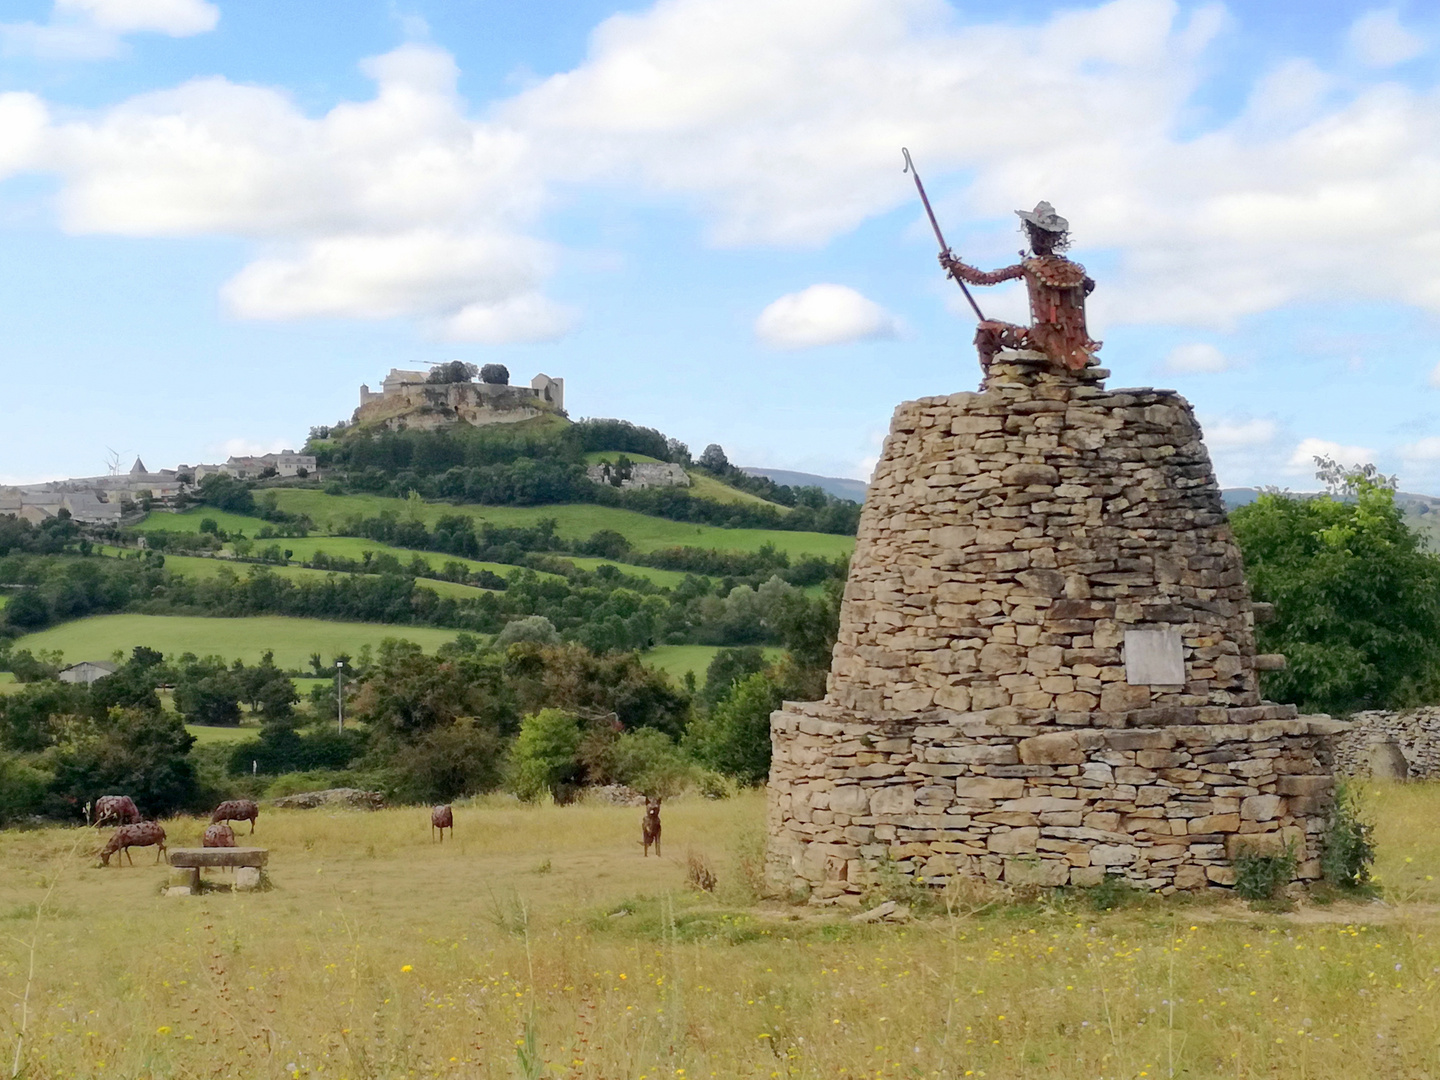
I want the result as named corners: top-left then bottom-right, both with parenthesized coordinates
top-left (558, 556), bottom-right (692, 589)
top-left (0, 671), bottom-right (18, 695)
top-left (130, 507), bottom-right (268, 536)
top-left (4, 783), bottom-right (1440, 1078)
top-left (267, 490), bottom-right (855, 558)
top-left (583, 451), bottom-right (787, 510)
top-left (184, 723), bottom-right (260, 746)
top-left (271, 536), bottom-right (559, 585)
top-left (643, 643), bottom-right (783, 682)
top-left (100, 547), bottom-right (500, 601)
top-left (12, 614), bottom-right (460, 670)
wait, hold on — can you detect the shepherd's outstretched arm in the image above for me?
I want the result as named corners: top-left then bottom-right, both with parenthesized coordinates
top-left (940, 254), bottom-right (1025, 287)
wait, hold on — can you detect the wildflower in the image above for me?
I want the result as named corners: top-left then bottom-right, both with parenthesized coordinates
top-left (156, 1026), bottom-right (171, 1035)
top-left (401, 965), bottom-right (413, 973)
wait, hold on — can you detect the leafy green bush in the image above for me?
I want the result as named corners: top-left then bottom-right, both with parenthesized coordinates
top-left (1321, 783), bottom-right (1376, 888)
top-left (1233, 845), bottom-right (1297, 901)
top-left (0, 751), bottom-right (51, 825)
top-left (389, 718), bottom-right (506, 803)
top-left (685, 671), bottom-right (783, 785)
top-left (1230, 464), bottom-right (1440, 712)
top-left (508, 708), bottom-right (583, 802)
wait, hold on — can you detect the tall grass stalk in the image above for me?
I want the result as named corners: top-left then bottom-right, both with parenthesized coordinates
top-left (8, 828), bottom-right (86, 1079)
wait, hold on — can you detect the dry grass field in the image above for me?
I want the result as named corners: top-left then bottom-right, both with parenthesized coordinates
top-left (3, 785), bottom-right (1440, 1079)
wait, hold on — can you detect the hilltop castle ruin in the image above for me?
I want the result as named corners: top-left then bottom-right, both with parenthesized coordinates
top-left (356, 369), bottom-right (564, 431)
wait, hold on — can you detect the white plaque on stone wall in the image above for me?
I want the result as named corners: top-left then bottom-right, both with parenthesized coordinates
top-left (1124, 629), bottom-right (1185, 686)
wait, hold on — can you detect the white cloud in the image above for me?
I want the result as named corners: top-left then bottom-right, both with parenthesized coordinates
top-left (1202, 417), bottom-right (1276, 450)
top-left (32, 44), bottom-right (567, 344)
top-left (755, 284), bottom-right (899, 349)
top-left (501, 0), bottom-right (1440, 330)
top-left (1346, 8), bottom-right (1425, 68)
top-left (1164, 342), bottom-right (1231, 373)
top-left (216, 437), bottom-right (291, 458)
top-left (1286, 437), bottom-right (1377, 475)
top-left (0, 93), bottom-right (48, 178)
top-left (1400, 436), bottom-right (1440, 461)
top-left (2, 0), bottom-right (217, 58)
top-left (8, 0), bottom-right (1440, 345)
top-left (56, 0), bottom-right (217, 36)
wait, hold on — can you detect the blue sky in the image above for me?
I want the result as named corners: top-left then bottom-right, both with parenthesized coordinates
top-left (2, 0), bottom-right (1439, 492)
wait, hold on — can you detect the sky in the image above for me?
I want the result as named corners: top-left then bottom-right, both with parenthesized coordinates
top-left (2, 0), bottom-right (1440, 493)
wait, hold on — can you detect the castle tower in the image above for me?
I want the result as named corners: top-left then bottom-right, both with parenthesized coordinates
top-left (766, 351), bottom-right (1340, 899)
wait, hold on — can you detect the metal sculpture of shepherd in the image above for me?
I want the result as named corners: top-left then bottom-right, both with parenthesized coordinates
top-left (939, 201), bottom-right (1101, 372)
top-left (902, 152), bottom-right (1100, 373)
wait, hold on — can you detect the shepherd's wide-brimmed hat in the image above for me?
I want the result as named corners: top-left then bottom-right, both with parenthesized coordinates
top-left (1016, 201), bottom-right (1069, 233)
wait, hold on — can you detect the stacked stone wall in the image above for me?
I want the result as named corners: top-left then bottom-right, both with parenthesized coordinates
top-left (768, 701), bottom-right (1340, 897)
top-left (1334, 710), bottom-right (1440, 777)
top-left (767, 352), bottom-right (1337, 898)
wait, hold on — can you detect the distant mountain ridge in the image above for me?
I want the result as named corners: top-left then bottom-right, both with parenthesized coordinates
top-left (741, 468), bottom-right (868, 504)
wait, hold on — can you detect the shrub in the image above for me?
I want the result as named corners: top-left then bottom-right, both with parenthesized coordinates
top-left (0, 752), bottom-right (51, 825)
top-left (603, 727), bottom-right (692, 798)
top-left (1321, 782), bottom-right (1376, 888)
top-left (390, 719), bottom-right (506, 803)
top-left (496, 615), bottom-right (560, 649)
top-left (1233, 845), bottom-right (1297, 902)
top-left (508, 708), bottom-right (582, 802)
top-left (685, 671), bottom-right (782, 784)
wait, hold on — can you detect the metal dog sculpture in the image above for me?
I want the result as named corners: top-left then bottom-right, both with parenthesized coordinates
top-left (641, 797), bottom-right (662, 857)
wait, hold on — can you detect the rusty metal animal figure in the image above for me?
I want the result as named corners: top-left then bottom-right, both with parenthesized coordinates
top-left (100, 821), bottom-right (167, 866)
top-left (91, 795), bottom-right (140, 827)
top-left (641, 797), bottom-right (662, 857)
top-left (210, 799), bottom-right (259, 833)
top-left (431, 804), bottom-right (453, 842)
top-left (203, 822), bottom-right (236, 848)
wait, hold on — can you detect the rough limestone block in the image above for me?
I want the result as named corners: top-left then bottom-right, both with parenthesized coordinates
top-left (1017, 732), bottom-right (1083, 765)
top-left (1004, 858), bottom-right (1069, 887)
top-left (1240, 794), bottom-right (1283, 821)
top-left (234, 867), bottom-right (263, 891)
top-left (1369, 741), bottom-right (1409, 780)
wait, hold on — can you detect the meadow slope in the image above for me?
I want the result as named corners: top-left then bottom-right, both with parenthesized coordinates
top-left (1, 785), bottom-right (1439, 1079)
top-left (12, 614), bottom-right (460, 669)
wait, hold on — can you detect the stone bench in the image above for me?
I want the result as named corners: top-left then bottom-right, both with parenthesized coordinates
top-left (166, 848), bottom-right (269, 894)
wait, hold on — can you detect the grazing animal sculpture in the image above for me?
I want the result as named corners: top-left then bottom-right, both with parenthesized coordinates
top-left (431, 804), bottom-right (453, 842)
top-left (210, 799), bottom-right (259, 834)
top-left (91, 795), bottom-right (140, 828)
top-left (641, 797), bottom-right (662, 857)
top-left (100, 821), bottom-right (167, 866)
top-left (203, 822), bottom-right (237, 848)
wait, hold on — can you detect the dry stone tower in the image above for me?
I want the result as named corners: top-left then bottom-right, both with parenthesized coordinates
top-left (766, 350), bottom-right (1341, 899)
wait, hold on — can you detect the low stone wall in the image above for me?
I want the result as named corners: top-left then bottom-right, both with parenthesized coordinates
top-left (767, 701), bottom-right (1342, 898)
top-left (585, 462), bottom-right (690, 490)
top-left (1334, 710), bottom-right (1440, 778)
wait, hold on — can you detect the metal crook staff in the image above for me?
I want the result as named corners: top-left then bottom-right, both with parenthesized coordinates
top-left (902, 147), bottom-right (986, 322)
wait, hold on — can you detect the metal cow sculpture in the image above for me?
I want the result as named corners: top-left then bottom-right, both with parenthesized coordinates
top-left (100, 821), bottom-right (167, 866)
top-left (210, 799), bottom-right (259, 834)
top-left (90, 795), bottom-right (140, 827)
top-left (203, 822), bottom-right (237, 848)
top-left (431, 804), bottom-right (453, 842)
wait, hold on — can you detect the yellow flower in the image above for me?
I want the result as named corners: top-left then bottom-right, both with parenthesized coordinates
top-left (401, 965), bottom-right (413, 973)
top-left (156, 1026), bottom-right (171, 1035)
